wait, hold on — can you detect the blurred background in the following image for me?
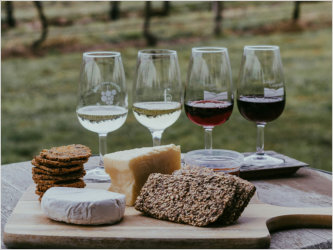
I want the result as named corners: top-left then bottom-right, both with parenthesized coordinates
top-left (1, 1), bottom-right (332, 171)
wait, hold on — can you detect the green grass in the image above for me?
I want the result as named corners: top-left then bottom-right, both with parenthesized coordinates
top-left (1, 2), bottom-right (332, 172)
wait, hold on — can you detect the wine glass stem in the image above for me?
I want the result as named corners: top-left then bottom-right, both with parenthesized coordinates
top-left (98, 133), bottom-right (108, 168)
top-left (204, 127), bottom-right (213, 150)
top-left (151, 130), bottom-right (163, 147)
top-left (256, 123), bottom-right (266, 156)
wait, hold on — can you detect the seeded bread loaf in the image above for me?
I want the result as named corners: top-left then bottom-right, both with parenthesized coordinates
top-left (135, 166), bottom-right (256, 227)
top-left (174, 166), bottom-right (256, 225)
top-left (135, 173), bottom-right (237, 226)
top-left (217, 174), bottom-right (256, 225)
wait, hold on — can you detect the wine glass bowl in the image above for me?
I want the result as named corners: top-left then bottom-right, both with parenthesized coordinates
top-left (185, 100), bottom-right (233, 127)
top-left (76, 51), bottom-right (128, 181)
top-left (184, 47), bottom-right (234, 149)
top-left (237, 45), bottom-right (286, 166)
top-left (132, 49), bottom-right (182, 146)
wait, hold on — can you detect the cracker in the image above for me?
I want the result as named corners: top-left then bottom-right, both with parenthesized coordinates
top-left (32, 166), bottom-right (84, 176)
top-left (31, 159), bottom-right (83, 174)
top-left (37, 179), bottom-right (86, 192)
top-left (32, 169), bottom-right (86, 183)
top-left (135, 173), bottom-right (236, 227)
top-left (35, 155), bottom-right (88, 167)
top-left (40, 144), bottom-right (91, 162)
top-left (35, 190), bottom-right (45, 201)
top-left (35, 189), bottom-right (44, 195)
top-left (35, 189), bottom-right (45, 196)
top-left (32, 166), bottom-right (53, 175)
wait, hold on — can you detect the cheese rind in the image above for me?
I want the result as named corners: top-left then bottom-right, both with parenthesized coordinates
top-left (41, 187), bottom-right (125, 225)
top-left (104, 144), bottom-right (181, 206)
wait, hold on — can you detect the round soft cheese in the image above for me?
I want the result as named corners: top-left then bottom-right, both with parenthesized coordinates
top-left (41, 187), bottom-right (126, 225)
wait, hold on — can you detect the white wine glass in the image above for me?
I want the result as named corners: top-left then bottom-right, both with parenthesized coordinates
top-left (237, 45), bottom-right (286, 166)
top-left (132, 49), bottom-right (182, 146)
top-left (76, 51), bottom-right (128, 182)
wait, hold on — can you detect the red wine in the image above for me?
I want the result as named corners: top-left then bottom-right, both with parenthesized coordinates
top-left (185, 100), bottom-right (233, 127)
top-left (237, 96), bottom-right (285, 123)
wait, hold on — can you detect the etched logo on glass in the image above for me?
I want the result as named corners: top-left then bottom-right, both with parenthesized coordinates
top-left (101, 87), bottom-right (117, 105)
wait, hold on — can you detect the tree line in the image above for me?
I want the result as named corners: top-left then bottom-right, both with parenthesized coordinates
top-left (4, 1), bottom-right (308, 49)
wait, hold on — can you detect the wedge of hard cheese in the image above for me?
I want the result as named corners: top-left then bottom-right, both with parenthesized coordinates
top-left (104, 144), bottom-right (181, 206)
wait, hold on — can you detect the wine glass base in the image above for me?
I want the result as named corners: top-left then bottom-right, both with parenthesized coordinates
top-left (84, 167), bottom-right (111, 183)
top-left (244, 154), bottom-right (284, 167)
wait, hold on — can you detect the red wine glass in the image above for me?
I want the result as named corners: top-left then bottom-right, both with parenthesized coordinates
top-left (185, 47), bottom-right (233, 149)
top-left (237, 45), bottom-right (286, 166)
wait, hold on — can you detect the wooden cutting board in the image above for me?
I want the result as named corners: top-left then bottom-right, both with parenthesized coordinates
top-left (4, 183), bottom-right (331, 249)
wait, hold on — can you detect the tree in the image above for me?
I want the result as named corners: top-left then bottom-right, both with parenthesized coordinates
top-left (143, 1), bottom-right (157, 46)
top-left (32, 1), bottom-right (48, 49)
top-left (110, 1), bottom-right (120, 21)
top-left (160, 1), bottom-right (170, 16)
top-left (292, 1), bottom-right (301, 22)
top-left (213, 1), bottom-right (223, 36)
top-left (142, 1), bottom-right (171, 46)
top-left (5, 1), bottom-right (16, 28)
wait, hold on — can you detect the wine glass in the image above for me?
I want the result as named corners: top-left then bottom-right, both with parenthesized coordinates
top-left (184, 47), bottom-right (234, 149)
top-left (237, 45), bottom-right (286, 166)
top-left (132, 49), bottom-right (182, 146)
top-left (76, 51), bottom-right (128, 181)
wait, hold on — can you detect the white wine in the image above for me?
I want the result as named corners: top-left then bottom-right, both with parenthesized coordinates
top-left (133, 102), bottom-right (181, 131)
top-left (77, 105), bottom-right (128, 134)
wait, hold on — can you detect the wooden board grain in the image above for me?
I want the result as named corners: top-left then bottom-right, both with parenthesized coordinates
top-left (4, 183), bottom-right (331, 249)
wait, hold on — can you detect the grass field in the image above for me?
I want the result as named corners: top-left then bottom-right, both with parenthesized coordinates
top-left (1, 1), bottom-right (332, 172)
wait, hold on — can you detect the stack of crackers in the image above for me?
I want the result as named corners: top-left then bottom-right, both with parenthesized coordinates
top-left (31, 144), bottom-right (91, 201)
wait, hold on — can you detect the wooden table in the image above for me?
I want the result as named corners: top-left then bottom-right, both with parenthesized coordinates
top-left (1, 156), bottom-right (332, 249)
